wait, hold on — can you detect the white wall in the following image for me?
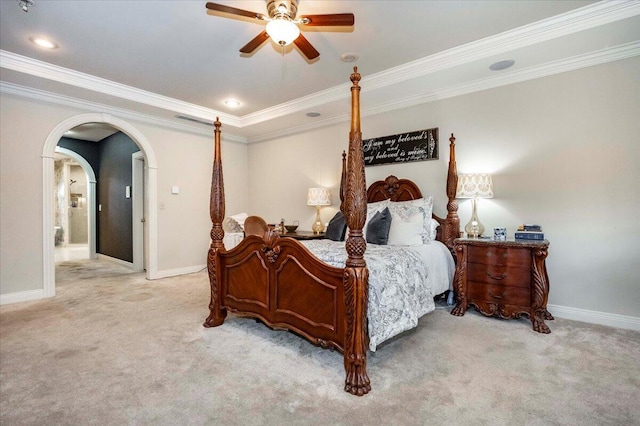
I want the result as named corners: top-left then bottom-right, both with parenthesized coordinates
top-left (0, 93), bottom-right (248, 296)
top-left (248, 57), bottom-right (640, 319)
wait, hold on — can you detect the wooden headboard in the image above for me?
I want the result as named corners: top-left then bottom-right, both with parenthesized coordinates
top-left (339, 134), bottom-right (461, 253)
top-left (367, 176), bottom-right (423, 202)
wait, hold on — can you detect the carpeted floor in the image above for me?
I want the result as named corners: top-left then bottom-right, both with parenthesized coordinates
top-left (1, 259), bottom-right (638, 425)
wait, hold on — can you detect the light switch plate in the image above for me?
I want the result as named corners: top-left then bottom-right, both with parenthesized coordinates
top-left (125, 186), bottom-right (131, 198)
top-left (171, 186), bottom-right (180, 194)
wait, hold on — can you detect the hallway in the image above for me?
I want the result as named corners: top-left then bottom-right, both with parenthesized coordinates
top-left (54, 244), bottom-right (89, 263)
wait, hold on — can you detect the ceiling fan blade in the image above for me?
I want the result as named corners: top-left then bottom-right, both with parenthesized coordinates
top-left (299, 13), bottom-right (354, 27)
top-left (205, 2), bottom-right (266, 20)
top-left (239, 31), bottom-right (270, 54)
top-left (294, 34), bottom-right (320, 60)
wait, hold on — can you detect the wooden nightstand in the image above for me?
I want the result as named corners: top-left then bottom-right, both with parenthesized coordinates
top-left (451, 237), bottom-right (553, 333)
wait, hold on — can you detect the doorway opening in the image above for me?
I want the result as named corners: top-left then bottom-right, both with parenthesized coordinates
top-left (43, 113), bottom-right (159, 298)
top-left (53, 147), bottom-right (96, 263)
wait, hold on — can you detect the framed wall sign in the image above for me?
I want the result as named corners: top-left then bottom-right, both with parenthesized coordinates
top-left (362, 127), bottom-right (438, 166)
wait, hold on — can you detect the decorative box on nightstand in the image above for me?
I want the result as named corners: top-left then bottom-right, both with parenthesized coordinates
top-left (450, 237), bottom-right (553, 333)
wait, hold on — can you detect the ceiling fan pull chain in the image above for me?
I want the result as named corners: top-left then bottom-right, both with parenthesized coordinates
top-left (281, 45), bottom-right (286, 76)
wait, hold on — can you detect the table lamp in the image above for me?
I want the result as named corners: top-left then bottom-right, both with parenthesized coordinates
top-left (456, 173), bottom-right (493, 238)
top-left (307, 188), bottom-right (331, 234)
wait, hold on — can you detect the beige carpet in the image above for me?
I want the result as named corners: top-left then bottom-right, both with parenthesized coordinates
top-left (1, 259), bottom-right (638, 425)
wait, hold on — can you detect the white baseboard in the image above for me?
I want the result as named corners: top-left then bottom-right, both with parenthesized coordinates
top-left (150, 264), bottom-right (206, 279)
top-left (97, 253), bottom-right (135, 269)
top-left (2, 284), bottom-right (636, 332)
top-left (548, 304), bottom-right (640, 331)
top-left (0, 289), bottom-right (46, 305)
top-left (0, 264), bottom-right (205, 305)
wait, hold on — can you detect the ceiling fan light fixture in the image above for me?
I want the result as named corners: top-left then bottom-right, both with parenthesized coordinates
top-left (266, 17), bottom-right (300, 46)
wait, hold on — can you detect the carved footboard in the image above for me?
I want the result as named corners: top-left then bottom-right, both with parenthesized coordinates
top-left (217, 231), bottom-right (346, 351)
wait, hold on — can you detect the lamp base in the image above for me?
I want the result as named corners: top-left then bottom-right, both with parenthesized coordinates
top-left (312, 206), bottom-right (324, 234)
top-left (464, 198), bottom-right (485, 238)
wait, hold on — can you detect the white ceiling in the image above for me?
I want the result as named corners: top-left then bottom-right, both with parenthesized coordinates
top-left (1, 1), bottom-right (639, 143)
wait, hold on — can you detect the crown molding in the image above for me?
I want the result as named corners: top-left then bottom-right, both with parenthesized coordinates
top-left (364, 41), bottom-right (640, 118)
top-left (0, 81), bottom-right (248, 144)
top-left (241, 0), bottom-right (640, 125)
top-left (3, 40), bottom-right (636, 145)
top-left (1, 1), bottom-right (638, 130)
top-left (0, 50), bottom-right (241, 128)
top-left (363, 0), bottom-right (640, 90)
top-left (246, 41), bottom-right (640, 143)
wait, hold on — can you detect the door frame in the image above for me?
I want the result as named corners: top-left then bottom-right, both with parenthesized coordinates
top-left (43, 113), bottom-right (159, 298)
top-left (132, 151), bottom-right (145, 271)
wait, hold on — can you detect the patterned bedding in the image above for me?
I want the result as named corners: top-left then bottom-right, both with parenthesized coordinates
top-left (301, 239), bottom-right (454, 351)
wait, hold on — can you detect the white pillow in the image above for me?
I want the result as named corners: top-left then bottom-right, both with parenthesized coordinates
top-left (387, 210), bottom-right (424, 246)
top-left (222, 217), bottom-right (243, 233)
top-left (228, 212), bottom-right (249, 231)
top-left (388, 197), bottom-right (434, 243)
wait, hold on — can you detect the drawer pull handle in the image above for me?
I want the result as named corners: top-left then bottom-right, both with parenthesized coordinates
top-left (489, 291), bottom-right (504, 300)
top-left (487, 272), bottom-right (507, 280)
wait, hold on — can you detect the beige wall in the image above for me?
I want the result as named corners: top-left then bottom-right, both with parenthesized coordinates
top-left (127, 120), bottom-right (248, 272)
top-left (248, 57), bottom-right (640, 318)
top-left (2, 57), bottom-right (638, 320)
top-left (0, 94), bottom-right (248, 294)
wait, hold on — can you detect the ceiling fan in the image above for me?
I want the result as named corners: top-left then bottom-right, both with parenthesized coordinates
top-left (205, 1), bottom-right (355, 60)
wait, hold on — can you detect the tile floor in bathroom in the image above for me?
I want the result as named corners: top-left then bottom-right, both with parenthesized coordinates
top-left (55, 244), bottom-right (89, 263)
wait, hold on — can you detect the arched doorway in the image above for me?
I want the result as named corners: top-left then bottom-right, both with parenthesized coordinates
top-left (43, 113), bottom-right (159, 298)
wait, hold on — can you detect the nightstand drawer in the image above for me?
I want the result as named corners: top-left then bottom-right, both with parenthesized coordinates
top-left (467, 246), bottom-right (531, 268)
top-left (467, 263), bottom-right (531, 288)
top-left (468, 282), bottom-right (531, 307)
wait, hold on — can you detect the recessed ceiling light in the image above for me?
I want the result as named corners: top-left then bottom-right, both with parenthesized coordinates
top-left (489, 59), bottom-right (515, 71)
top-left (29, 36), bottom-right (58, 49)
top-left (340, 53), bottom-right (359, 63)
top-left (306, 112), bottom-right (321, 118)
top-left (224, 99), bottom-right (240, 108)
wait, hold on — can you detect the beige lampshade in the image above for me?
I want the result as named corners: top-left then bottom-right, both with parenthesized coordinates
top-left (456, 174), bottom-right (494, 199)
top-left (307, 188), bottom-right (331, 206)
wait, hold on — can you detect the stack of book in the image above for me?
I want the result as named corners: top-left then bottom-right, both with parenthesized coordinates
top-left (515, 224), bottom-right (544, 241)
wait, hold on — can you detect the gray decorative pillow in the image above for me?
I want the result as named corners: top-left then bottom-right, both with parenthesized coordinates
top-left (366, 207), bottom-right (392, 245)
top-left (326, 211), bottom-right (347, 241)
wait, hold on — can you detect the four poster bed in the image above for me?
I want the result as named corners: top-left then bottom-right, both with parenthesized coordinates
top-left (204, 67), bottom-right (460, 396)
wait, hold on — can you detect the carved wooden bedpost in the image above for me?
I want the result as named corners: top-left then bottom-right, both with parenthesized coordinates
top-left (339, 150), bottom-right (347, 213)
top-left (204, 117), bottom-right (227, 328)
top-left (444, 134), bottom-right (460, 253)
top-left (343, 67), bottom-right (371, 396)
